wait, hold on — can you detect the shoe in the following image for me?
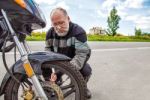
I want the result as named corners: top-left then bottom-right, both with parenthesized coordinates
top-left (85, 88), bottom-right (92, 99)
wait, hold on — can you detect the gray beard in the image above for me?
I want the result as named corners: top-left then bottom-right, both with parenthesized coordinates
top-left (56, 32), bottom-right (68, 37)
top-left (55, 23), bottom-right (69, 37)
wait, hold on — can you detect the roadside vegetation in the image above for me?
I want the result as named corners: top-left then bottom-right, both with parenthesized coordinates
top-left (87, 34), bottom-right (150, 42)
top-left (26, 32), bottom-right (150, 42)
top-left (26, 32), bottom-right (46, 41)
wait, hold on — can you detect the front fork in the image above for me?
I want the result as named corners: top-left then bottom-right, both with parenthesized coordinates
top-left (1, 9), bottom-right (48, 100)
top-left (22, 57), bottom-right (48, 100)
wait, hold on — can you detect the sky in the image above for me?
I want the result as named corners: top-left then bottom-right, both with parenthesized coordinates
top-left (34, 0), bottom-right (150, 35)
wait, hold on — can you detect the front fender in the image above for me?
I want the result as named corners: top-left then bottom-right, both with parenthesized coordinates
top-left (0, 51), bottom-right (70, 95)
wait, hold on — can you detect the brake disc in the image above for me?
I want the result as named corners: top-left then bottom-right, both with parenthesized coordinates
top-left (21, 87), bottom-right (35, 100)
top-left (42, 81), bottom-right (64, 100)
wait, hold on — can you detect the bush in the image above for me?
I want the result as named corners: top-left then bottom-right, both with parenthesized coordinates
top-left (26, 32), bottom-right (46, 41)
top-left (87, 34), bottom-right (150, 42)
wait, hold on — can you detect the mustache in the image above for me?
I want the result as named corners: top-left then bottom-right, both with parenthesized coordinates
top-left (56, 26), bottom-right (68, 30)
top-left (55, 26), bottom-right (69, 32)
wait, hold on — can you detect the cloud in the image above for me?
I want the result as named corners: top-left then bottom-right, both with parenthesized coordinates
top-left (34, 0), bottom-right (56, 5)
top-left (125, 15), bottom-right (150, 29)
top-left (100, 0), bottom-right (144, 19)
top-left (96, 0), bottom-right (119, 19)
top-left (125, 15), bottom-right (140, 21)
top-left (136, 16), bottom-right (150, 29)
top-left (100, 0), bottom-right (127, 19)
top-left (102, 0), bottom-right (118, 9)
top-left (97, 10), bottom-right (108, 18)
top-left (124, 0), bottom-right (144, 9)
top-left (55, 1), bottom-right (70, 10)
top-left (102, 0), bottom-right (144, 9)
top-left (117, 9), bottom-right (128, 19)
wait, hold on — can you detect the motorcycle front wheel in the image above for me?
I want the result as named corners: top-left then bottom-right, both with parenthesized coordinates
top-left (4, 61), bottom-right (87, 100)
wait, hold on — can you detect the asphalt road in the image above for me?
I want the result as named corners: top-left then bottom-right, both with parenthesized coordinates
top-left (0, 41), bottom-right (150, 100)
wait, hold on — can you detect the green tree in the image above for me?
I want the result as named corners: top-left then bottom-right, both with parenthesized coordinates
top-left (135, 27), bottom-right (142, 36)
top-left (142, 32), bottom-right (150, 37)
top-left (107, 7), bottom-right (121, 36)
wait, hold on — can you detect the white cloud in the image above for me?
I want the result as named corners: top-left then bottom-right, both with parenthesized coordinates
top-left (55, 1), bottom-right (70, 10)
top-left (34, 0), bottom-right (56, 5)
top-left (125, 15), bottom-right (150, 29)
top-left (100, 0), bottom-right (149, 31)
top-left (124, 0), bottom-right (144, 9)
top-left (100, 0), bottom-right (144, 19)
top-left (97, 10), bottom-right (108, 18)
top-left (101, 0), bottom-right (132, 11)
top-left (125, 15), bottom-right (140, 21)
top-left (96, 0), bottom-right (120, 19)
top-left (101, 0), bottom-right (128, 19)
top-left (102, 0), bottom-right (118, 9)
top-left (136, 16), bottom-right (150, 29)
top-left (78, 4), bottom-right (83, 9)
top-left (117, 9), bottom-right (128, 19)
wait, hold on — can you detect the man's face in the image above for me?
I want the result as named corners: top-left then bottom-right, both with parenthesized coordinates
top-left (51, 11), bottom-right (70, 36)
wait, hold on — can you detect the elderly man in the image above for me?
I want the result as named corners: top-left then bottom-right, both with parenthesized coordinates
top-left (45, 7), bottom-right (92, 99)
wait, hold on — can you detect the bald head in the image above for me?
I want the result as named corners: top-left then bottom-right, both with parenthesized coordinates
top-left (50, 7), bottom-right (70, 37)
top-left (50, 7), bottom-right (68, 18)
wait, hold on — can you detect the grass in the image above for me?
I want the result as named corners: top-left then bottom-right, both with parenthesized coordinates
top-left (26, 32), bottom-right (46, 41)
top-left (26, 32), bottom-right (150, 42)
top-left (87, 34), bottom-right (150, 42)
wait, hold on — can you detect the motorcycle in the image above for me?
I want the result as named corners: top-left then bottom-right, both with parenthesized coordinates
top-left (0, 0), bottom-right (86, 100)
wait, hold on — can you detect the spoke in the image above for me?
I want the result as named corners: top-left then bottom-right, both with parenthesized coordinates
top-left (61, 76), bottom-right (70, 84)
top-left (60, 84), bottom-right (74, 90)
top-left (64, 88), bottom-right (75, 98)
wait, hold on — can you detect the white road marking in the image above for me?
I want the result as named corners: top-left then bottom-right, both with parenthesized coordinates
top-left (92, 47), bottom-right (150, 52)
top-left (0, 47), bottom-right (150, 55)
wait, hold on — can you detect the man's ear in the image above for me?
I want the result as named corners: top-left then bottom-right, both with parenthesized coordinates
top-left (68, 16), bottom-right (70, 21)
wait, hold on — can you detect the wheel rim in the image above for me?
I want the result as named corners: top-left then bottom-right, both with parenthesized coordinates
top-left (13, 64), bottom-right (82, 100)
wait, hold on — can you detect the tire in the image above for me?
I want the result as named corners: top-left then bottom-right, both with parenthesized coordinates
top-left (4, 61), bottom-right (87, 100)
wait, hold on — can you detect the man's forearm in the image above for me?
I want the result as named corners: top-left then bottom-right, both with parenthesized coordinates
top-left (70, 49), bottom-right (90, 70)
